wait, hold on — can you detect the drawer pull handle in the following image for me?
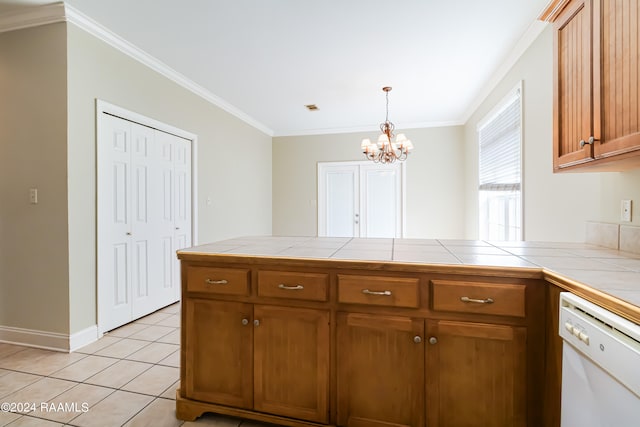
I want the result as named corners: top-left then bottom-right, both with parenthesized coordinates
top-left (278, 284), bottom-right (304, 290)
top-left (205, 278), bottom-right (229, 285)
top-left (460, 296), bottom-right (494, 304)
top-left (362, 289), bottom-right (392, 296)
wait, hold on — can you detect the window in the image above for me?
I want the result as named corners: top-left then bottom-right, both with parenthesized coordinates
top-left (478, 83), bottom-right (522, 241)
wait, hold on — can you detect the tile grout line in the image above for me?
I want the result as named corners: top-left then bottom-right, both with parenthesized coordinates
top-left (0, 307), bottom-right (183, 426)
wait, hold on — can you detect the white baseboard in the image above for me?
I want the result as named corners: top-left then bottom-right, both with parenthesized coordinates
top-left (69, 325), bottom-right (99, 352)
top-left (0, 324), bottom-right (99, 353)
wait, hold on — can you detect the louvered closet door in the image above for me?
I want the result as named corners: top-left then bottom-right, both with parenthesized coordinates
top-left (98, 113), bottom-right (192, 333)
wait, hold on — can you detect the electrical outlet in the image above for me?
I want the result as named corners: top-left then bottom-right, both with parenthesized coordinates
top-left (621, 199), bottom-right (632, 222)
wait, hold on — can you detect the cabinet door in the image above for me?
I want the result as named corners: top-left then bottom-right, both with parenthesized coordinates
top-left (426, 320), bottom-right (527, 427)
top-left (595, 0), bottom-right (640, 159)
top-left (337, 312), bottom-right (424, 427)
top-left (183, 299), bottom-right (253, 408)
top-left (253, 305), bottom-right (330, 423)
top-left (553, 0), bottom-right (598, 170)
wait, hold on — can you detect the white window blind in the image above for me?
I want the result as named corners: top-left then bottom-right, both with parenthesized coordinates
top-left (478, 83), bottom-right (522, 241)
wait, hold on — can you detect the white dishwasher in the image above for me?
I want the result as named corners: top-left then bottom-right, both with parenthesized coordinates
top-left (559, 292), bottom-right (640, 427)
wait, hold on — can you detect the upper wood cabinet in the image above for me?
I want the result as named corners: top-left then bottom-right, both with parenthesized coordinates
top-left (543, 0), bottom-right (640, 171)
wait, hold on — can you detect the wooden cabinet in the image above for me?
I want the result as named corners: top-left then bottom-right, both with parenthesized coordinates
top-left (336, 313), bottom-right (424, 427)
top-left (178, 258), bottom-right (544, 427)
top-left (179, 271), bottom-right (330, 425)
top-left (253, 305), bottom-right (330, 423)
top-left (426, 320), bottom-right (527, 427)
top-left (427, 278), bottom-right (533, 427)
top-left (183, 299), bottom-right (252, 407)
top-left (544, 0), bottom-right (640, 171)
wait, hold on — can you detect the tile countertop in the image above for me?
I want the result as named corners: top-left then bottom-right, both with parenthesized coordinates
top-left (178, 236), bottom-right (640, 324)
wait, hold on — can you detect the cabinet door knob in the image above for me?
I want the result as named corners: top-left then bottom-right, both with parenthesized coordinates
top-left (241, 318), bottom-right (249, 326)
top-left (580, 136), bottom-right (597, 147)
top-left (253, 319), bottom-right (260, 327)
top-left (429, 337), bottom-right (438, 345)
top-left (413, 336), bottom-right (422, 343)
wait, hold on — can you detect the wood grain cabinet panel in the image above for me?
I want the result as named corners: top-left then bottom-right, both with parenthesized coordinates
top-left (178, 256), bottom-right (544, 427)
top-left (426, 320), bottom-right (527, 427)
top-left (186, 266), bottom-right (249, 295)
top-left (337, 274), bottom-right (419, 308)
top-left (257, 271), bottom-right (329, 301)
top-left (253, 305), bottom-right (330, 423)
top-left (553, 0), bottom-right (596, 170)
top-left (431, 280), bottom-right (526, 317)
top-left (547, 0), bottom-right (640, 171)
top-left (183, 299), bottom-right (253, 407)
top-left (595, 0), bottom-right (640, 160)
top-left (337, 313), bottom-right (425, 427)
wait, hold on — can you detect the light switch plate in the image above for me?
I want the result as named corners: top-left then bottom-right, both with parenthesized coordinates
top-left (29, 188), bottom-right (38, 204)
top-left (621, 199), bottom-right (632, 222)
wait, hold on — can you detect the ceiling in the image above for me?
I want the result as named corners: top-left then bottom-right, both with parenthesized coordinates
top-left (0, 0), bottom-right (550, 136)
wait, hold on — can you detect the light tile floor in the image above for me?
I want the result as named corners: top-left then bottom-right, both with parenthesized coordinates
top-left (0, 303), bottom-right (281, 427)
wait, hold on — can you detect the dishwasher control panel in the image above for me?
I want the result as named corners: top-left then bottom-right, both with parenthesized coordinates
top-left (559, 292), bottom-right (640, 399)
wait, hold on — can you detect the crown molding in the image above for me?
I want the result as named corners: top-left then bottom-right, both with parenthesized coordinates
top-left (273, 119), bottom-right (464, 137)
top-left (538, 0), bottom-right (572, 22)
top-left (460, 19), bottom-right (549, 125)
top-left (0, 2), bottom-right (65, 33)
top-left (63, 4), bottom-right (272, 136)
top-left (0, 2), bottom-right (273, 136)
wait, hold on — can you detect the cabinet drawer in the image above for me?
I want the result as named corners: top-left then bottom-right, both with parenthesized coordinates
top-left (337, 275), bottom-right (419, 308)
top-left (431, 280), bottom-right (525, 317)
top-left (186, 266), bottom-right (250, 296)
top-left (257, 271), bottom-right (329, 301)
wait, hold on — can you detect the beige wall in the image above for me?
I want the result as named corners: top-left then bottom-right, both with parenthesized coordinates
top-left (598, 170), bottom-right (640, 225)
top-left (0, 24), bottom-right (70, 333)
top-left (272, 126), bottom-right (465, 238)
top-left (66, 24), bottom-right (272, 333)
top-left (463, 26), bottom-right (603, 242)
top-left (0, 22), bottom-right (272, 338)
top-left (3, 17), bottom-right (640, 343)
top-left (275, 25), bottom-right (640, 243)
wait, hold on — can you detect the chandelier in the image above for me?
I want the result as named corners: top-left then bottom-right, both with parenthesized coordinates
top-left (361, 86), bottom-right (413, 163)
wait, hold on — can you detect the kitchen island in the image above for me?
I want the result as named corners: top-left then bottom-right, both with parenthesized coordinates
top-left (176, 236), bottom-right (640, 427)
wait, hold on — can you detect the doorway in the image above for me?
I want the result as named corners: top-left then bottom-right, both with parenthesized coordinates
top-left (96, 101), bottom-right (195, 334)
top-left (317, 161), bottom-right (405, 238)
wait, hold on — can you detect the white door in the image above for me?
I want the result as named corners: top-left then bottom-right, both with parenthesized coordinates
top-left (318, 164), bottom-right (359, 237)
top-left (98, 113), bottom-right (192, 333)
top-left (173, 134), bottom-right (192, 299)
top-left (318, 161), bottom-right (405, 238)
top-left (97, 115), bottom-right (134, 331)
top-left (359, 163), bottom-right (403, 238)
